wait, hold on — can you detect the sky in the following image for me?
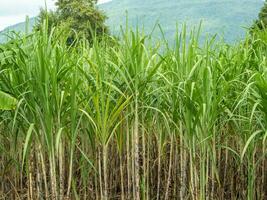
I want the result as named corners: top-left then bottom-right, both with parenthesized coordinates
top-left (0, 0), bottom-right (112, 31)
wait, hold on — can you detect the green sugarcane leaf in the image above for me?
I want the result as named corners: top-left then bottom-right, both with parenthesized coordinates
top-left (0, 91), bottom-right (17, 110)
top-left (22, 123), bottom-right (35, 170)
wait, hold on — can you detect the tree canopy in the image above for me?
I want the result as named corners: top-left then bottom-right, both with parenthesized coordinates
top-left (253, 1), bottom-right (267, 30)
top-left (36, 0), bottom-right (108, 43)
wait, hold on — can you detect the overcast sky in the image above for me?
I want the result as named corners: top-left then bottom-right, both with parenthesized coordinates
top-left (0, 0), bottom-right (111, 31)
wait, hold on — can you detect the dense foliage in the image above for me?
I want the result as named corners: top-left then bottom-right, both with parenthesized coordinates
top-left (1, 24), bottom-right (267, 199)
top-left (36, 0), bottom-right (108, 43)
top-left (253, 1), bottom-right (267, 30)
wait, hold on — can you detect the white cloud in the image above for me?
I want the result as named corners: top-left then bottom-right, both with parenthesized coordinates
top-left (0, 0), bottom-right (112, 31)
top-left (0, 0), bottom-right (56, 16)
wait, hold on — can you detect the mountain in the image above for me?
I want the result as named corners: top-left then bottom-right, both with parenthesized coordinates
top-left (101, 0), bottom-right (263, 43)
top-left (0, 18), bottom-right (35, 42)
top-left (0, 0), bottom-right (264, 43)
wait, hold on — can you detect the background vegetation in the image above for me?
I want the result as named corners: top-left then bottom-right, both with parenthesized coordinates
top-left (253, 1), bottom-right (267, 30)
top-left (36, 0), bottom-right (108, 43)
top-left (0, 0), bottom-right (263, 43)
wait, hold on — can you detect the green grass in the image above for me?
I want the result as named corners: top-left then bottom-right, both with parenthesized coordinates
top-left (1, 22), bottom-right (267, 199)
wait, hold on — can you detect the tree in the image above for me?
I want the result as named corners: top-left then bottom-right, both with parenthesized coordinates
top-left (36, 0), bottom-right (108, 43)
top-left (252, 1), bottom-right (267, 30)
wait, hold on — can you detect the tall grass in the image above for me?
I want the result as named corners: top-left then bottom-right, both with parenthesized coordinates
top-left (1, 23), bottom-right (267, 199)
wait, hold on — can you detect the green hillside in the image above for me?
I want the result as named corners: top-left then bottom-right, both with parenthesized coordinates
top-left (0, 0), bottom-right (264, 43)
top-left (0, 18), bottom-right (35, 42)
top-left (101, 0), bottom-right (263, 42)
